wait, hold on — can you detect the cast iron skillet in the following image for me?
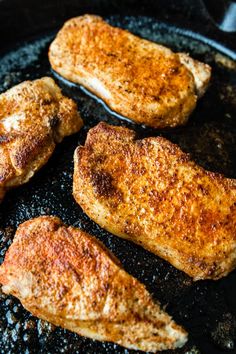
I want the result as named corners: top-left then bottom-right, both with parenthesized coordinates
top-left (0, 1), bottom-right (236, 354)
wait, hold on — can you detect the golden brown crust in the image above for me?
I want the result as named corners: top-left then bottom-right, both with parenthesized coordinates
top-left (73, 122), bottom-right (236, 281)
top-left (0, 216), bottom-right (187, 352)
top-left (0, 77), bottom-right (83, 202)
top-left (49, 15), bottom-right (211, 128)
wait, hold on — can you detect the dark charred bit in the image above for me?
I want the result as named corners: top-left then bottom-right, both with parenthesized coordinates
top-left (49, 116), bottom-right (60, 129)
top-left (90, 169), bottom-right (116, 198)
top-left (42, 98), bottom-right (53, 105)
top-left (169, 66), bottom-right (180, 75)
top-left (0, 135), bottom-right (12, 144)
top-left (92, 155), bottom-right (106, 165)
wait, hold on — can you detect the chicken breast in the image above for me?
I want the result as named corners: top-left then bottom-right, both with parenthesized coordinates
top-left (49, 15), bottom-right (211, 128)
top-left (0, 216), bottom-right (187, 352)
top-left (73, 122), bottom-right (236, 281)
top-left (0, 77), bottom-right (83, 202)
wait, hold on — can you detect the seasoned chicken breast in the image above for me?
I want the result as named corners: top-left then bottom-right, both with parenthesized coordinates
top-left (49, 15), bottom-right (211, 128)
top-left (0, 77), bottom-right (83, 202)
top-left (73, 123), bottom-right (236, 281)
top-left (0, 216), bottom-right (187, 352)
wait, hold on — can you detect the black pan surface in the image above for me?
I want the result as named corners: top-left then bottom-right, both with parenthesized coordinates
top-left (0, 15), bottom-right (236, 354)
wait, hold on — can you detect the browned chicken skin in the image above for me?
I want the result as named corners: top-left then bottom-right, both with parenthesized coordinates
top-left (0, 77), bottom-right (83, 202)
top-left (0, 216), bottom-right (187, 352)
top-left (49, 15), bottom-right (211, 128)
top-left (73, 123), bottom-right (236, 281)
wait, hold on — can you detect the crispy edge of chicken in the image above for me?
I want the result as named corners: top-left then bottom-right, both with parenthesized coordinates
top-left (73, 122), bottom-right (236, 281)
top-left (49, 14), bottom-right (211, 128)
top-left (0, 216), bottom-right (187, 352)
top-left (0, 77), bottom-right (83, 202)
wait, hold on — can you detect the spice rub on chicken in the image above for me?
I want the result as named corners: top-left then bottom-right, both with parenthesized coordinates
top-left (0, 77), bottom-right (83, 202)
top-left (73, 122), bottom-right (236, 281)
top-left (49, 15), bottom-right (211, 128)
top-left (0, 216), bottom-right (187, 352)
